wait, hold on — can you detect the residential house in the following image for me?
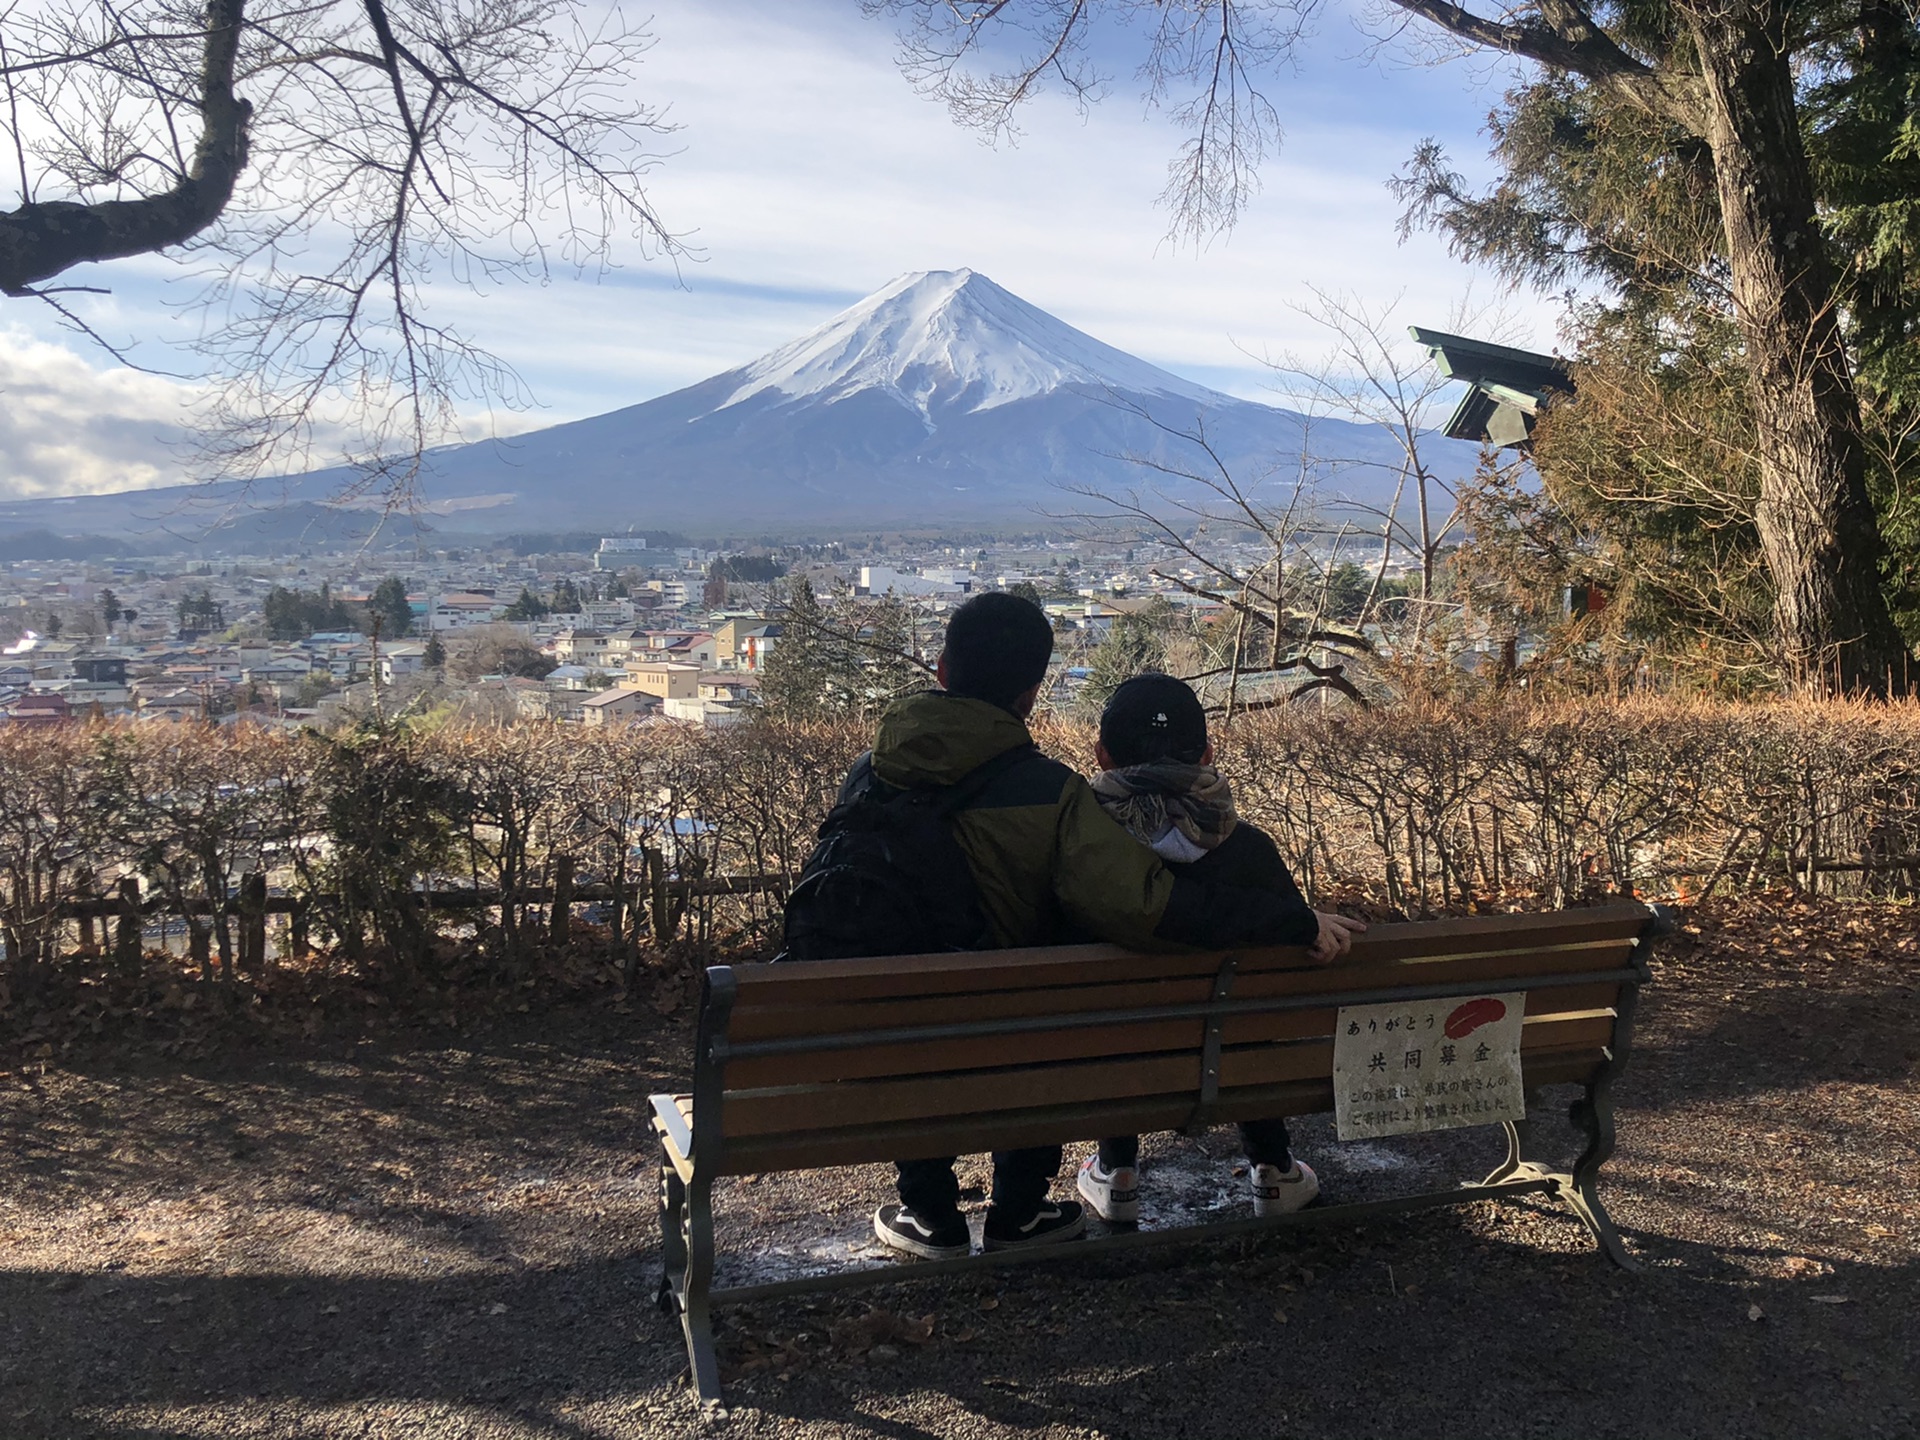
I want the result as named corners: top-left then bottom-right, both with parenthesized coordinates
top-left (137, 689), bottom-right (207, 722)
top-left (428, 592), bottom-right (502, 631)
top-left (708, 616), bottom-right (759, 669)
top-left (579, 687), bottom-right (661, 726)
top-left (623, 660), bottom-right (701, 701)
top-left (543, 663), bottom-right (612, 692)
top-left (28, 641), bottom-right (79, 681)
top-left (699, 674), bottom-right (758, 705)
top-left (740, 625), bottom-right (782, 672)
top-left (553, 628), bottom-right (620, 667)
top-left (644, 631), bottom-right (718, 667)
top-left (663, 695), bottom-right (748, 729)
top-left (378, 642), bottom-right (429, 685)
top-left (1, 692), bottom-right (72, 726)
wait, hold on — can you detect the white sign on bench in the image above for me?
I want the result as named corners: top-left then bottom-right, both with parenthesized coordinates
top-left (1333, 992), bottom-right (1526, 1140)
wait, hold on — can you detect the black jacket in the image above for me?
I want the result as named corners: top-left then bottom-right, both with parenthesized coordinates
top-left (1161, 824), bottom-right (1317, 947)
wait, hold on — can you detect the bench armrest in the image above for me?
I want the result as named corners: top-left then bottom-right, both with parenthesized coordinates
top-left (1642, 903), bottom-right (1680, 940)
top-left (650, 1092), bottom-right (695, 1163)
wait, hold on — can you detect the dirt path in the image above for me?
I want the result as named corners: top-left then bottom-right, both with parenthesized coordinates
top-left (2, 896), bottom-right (1916, 1439)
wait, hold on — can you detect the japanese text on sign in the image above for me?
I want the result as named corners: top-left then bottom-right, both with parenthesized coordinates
top-left (1331, 992), bottom-right (1526, 1140)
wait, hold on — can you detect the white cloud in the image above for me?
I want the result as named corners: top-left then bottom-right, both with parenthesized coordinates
top-left (0, 325), bottom-right (199, 500)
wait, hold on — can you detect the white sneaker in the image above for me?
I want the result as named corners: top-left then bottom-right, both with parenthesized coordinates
top-left (1251, 1160), bottom-right (1320, 1216)
top-left (1076, 1154), bottom-right (1141, 1223)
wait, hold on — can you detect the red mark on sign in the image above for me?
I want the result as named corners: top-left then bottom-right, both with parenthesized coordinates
top-left (1444, 998), bottom-right (1508, 1040)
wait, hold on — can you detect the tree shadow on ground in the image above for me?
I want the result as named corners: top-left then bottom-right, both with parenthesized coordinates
top-left (0, 1258), bottom-right (678, 1440)
top-left (728, 1223), bottom-right (1919, 1440)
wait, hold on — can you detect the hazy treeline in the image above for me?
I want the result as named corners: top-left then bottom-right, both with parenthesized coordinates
top-left (5, 699), bottom-right (1920, 1002)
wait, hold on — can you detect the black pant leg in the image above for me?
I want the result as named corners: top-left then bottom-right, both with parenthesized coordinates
top-left (988, 1145), bottom-right (1062, 1218)
top-left (895, 1157), bottom-right (963, 1220)
top-left (1097, 1136), bottom-right (1140, 1170)
top-left (1238, 1118), bottom-right (1294, 1169)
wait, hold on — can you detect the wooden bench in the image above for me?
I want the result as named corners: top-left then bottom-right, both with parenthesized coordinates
top-left (651, 900), bottom-right (1674, 1400)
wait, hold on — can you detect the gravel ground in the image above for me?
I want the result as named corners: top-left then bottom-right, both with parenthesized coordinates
top-left (2, 896), bottom-right (1916, 1440)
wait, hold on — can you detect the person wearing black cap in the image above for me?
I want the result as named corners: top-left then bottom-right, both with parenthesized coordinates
top-left (1076, 672), bottom-right (1363, 1223)
top-left (838, 596), bottom-right (1362, 1263)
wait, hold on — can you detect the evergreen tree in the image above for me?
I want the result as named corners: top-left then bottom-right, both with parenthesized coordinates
top-left (863, 594), bottom-right (930, 714)
top-left (1081, 602), bottom-right (1178, 714)
top-left (758, 579), bottom-right (829, 721)
top-left (502, 587), bottom-right (550, 622)
top-left (176, 589), bottom-right (224, 634)
top-left (422, 633), bottom-right (447, 669)
top-left (1396, 21), bottom-right (1920, 668)
top-left (265, 584), bottom-right (353, 640)
top-left (368, 577), bottom-right (413, 638)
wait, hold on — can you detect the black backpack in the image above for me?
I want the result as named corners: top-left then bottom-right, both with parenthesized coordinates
top-left (776, 744), bottom-right (1039, 962)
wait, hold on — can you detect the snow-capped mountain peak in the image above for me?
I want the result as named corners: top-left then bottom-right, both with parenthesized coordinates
top-left (714, 268), bottom-right (1222, 420)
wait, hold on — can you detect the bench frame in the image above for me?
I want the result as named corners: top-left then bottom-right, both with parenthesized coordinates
top-left (653, 906), bottom-right (1673, 1401)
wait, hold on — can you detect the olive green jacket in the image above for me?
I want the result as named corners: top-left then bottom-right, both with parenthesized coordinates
top-left (853, 692), bottom-right (1310, 951)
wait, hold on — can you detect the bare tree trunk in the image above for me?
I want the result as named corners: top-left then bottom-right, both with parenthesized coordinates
top-left (1688, 4), bottom-right (1911, 694)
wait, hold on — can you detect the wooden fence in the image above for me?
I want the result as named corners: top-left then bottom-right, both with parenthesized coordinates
top-left (51, 858), bottom-right (788, 974)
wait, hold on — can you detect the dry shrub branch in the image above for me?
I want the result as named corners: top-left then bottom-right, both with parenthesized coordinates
top-left (5, 700), bottom-right (1920, 1018)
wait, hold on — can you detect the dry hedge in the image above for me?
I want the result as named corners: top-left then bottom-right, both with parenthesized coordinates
top-left (4, 698), bottom-right (1918, 1000)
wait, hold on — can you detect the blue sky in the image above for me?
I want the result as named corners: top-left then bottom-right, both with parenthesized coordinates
top-left (0, 0), bottom-right (1556, 501)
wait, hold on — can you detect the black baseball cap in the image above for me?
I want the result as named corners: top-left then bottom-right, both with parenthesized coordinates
top-left (1099, 673), bottom-right (1209, 765)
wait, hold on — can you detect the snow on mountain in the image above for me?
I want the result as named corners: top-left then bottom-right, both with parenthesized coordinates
top-left (0, 269), bottom-right (1458, 539)
top-left (715, 268), bottom-right (1221, 420)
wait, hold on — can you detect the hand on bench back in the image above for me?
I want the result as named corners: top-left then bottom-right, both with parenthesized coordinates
top-left (1309, 911), bottom-right (1367, 963)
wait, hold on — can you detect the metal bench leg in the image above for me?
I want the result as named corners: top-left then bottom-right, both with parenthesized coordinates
top-left (656, 1147), bottom-right (688, 1316)
top-left (1478, 1085), bottom-right (1541, 1185)
top-left (1482, 1118), bottom-right (1532, 1185)
top-left (1562, 1079), bottom-right (1639, 1272)
top-left (679, 1176), bottom-right (724, 1402)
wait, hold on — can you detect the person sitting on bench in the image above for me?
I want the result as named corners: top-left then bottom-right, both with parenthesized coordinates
top-left (1076, 672), bottom-right (1352, 1223)
top-left (851, 595), bottom-right (1364, 1261)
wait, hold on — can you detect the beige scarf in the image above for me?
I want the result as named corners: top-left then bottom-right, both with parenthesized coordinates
top-left (1090, 762), bottom-right (1238, 862)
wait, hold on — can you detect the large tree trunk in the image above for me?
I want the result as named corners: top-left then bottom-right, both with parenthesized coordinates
top-left (1688, 3), bottom-right (1912, 693)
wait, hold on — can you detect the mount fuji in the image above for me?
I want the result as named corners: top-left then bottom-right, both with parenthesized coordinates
top-left (0, 269), bottom-right (1448, 539)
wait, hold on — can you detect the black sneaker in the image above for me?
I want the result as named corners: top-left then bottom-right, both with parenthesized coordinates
top-left (982, 1199), bottom-right (1087, 1251)
top-left (873, 1203), bottom-right (970, 1261)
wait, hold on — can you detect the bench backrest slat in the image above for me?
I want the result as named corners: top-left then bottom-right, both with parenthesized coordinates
top-left (724, 907), bottom-right (1649, 1006)
top-left (723, 988), bottom-right (1625, 1089)
top-left (716, 1006), bottom-right (1622, 1140)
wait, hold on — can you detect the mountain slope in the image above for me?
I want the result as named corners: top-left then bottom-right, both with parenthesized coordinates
top-left (0, 269), bottom-right (1453, 539)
